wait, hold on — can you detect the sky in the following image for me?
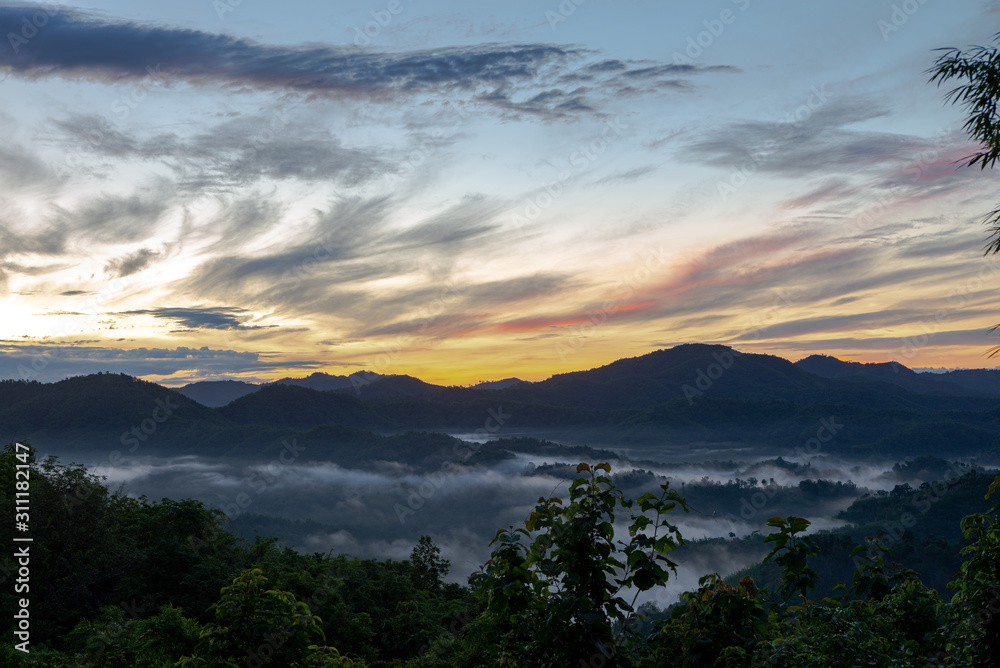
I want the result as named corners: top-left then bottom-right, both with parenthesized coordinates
top-left (3, 0), bottom-right (1000, 386)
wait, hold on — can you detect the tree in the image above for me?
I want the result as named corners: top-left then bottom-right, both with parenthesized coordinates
top-left (410, 535), bottom-right (450, 591)
top-left (178, 568), bottom-right (357, 667)
top-left (474, 462), bottom-right (688, 667)
top-left (929, 34), bottom-right (1000, 254)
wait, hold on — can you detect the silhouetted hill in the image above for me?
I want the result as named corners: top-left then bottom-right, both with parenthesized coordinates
top-left (469, 378), bottom-right (527, 390)
top-left (341, 374), bottom-right (445, 403)
top-left (7, 345), bottom-right (1000, 460)
top-left (794, 355), bottom-right (990, 397)
top-left (176, 380), bottom-right (259, 407)
top-left (0, 373), bottom-right (229, 450)
top-left (495, 345), bottom-right (993, 413)
top-left (271, 371), bottom-right (381, 392)
top-left (925, 368), bottom-right (1000, 396)
top-left (218, 384), bottom-right (392, 430)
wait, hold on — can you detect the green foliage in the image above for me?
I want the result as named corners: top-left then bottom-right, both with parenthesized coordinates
top-left (848, 536), bottom-right (920, 602)
top-left (0, 442), bottom-right (253, 646)
top-left (643, 573), bottom-right (765, 667)
top-left (941, 501), bottom-right (1000, 667)
top-left (410, 535), bottom-right (450, 591)
top-left (475, 462), bottom-right (687, 667)
top-left (6, 445), bottom-right (1000, 668)
top-left (758, 582), bottom-right (945, 667)
top-left (178, 568), bottom-right (356, 667)
top-left (762, 516), bottom-right (820, 602)
top-left (929, 33), bottom-right (1000, 263)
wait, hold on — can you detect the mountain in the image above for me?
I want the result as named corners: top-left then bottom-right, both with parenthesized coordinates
top-left (495, 344), bottom-right (993, 413)
top-left (217, 384), bottom-right (392, 430)
top-left (175, 380), bottom-right (259, 407)
top-left (6, 345), bottom-right (1000, 461)
top-left (0, 373), bottom-right (230, 451)
top-left (469, 378), bottom-right (527, 390)
top-left (271, 371), bottom-right (381, 392)
top-left (343, 374), bottom-right (444, 403)
top-left (925, 368), bottom-right (1000, 396)
top-left (795, 354), bottom-right (1000, 398)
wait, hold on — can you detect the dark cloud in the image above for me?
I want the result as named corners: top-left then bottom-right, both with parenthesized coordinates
top-left (59, 185), bottom-right (175, 244)
top-left (105, 248), bottom-right (160, 278)
top-left (682, 96), bottom-right (923, 177)
top-left (354, 273), bottom-right (571, 339)
top-left (591, 164), bottom-right (659, 186)
top-left (0, 343), bottom-right (323, 382)
top-left (624, 64), bottom-right (738, 79)
top-left (586, 59), bottom-right (627, 72)
top-left (0, 142), bottom-right (56, 189)
top-left (749, 328), bottom-right (998, 355)
top-left (1, 6), bottom-right (736, 119)
top-left (53, 112), bottom-right (390, 188)
top-left (0, 7), bottom-right (567, 94)
top-left (119, 307), bottom-right (269, 331)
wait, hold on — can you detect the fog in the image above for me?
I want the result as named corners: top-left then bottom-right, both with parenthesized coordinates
top-left (46, 433), bottom-right (966, 606)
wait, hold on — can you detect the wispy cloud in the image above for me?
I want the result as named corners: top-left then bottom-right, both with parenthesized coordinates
top-left (0, 6), bottom-right (734, 118)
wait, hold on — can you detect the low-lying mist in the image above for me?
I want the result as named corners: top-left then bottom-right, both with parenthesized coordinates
top-left (43, 432), bottom-right (978, 604)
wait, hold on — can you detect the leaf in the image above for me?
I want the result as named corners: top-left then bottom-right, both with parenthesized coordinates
top-left (576, 463), bottom-right (591, 473)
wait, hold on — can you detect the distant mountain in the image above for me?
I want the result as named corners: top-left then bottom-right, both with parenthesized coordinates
top-left (217, 384), bottom-right (392, 430)
top-left (176, 380), bottom-right (259, 407)
top-left (494, 344), bottom-right (991, 413)
top-left (343, 374), bottom-right (444, 403)
top-left (925, 368), bottom-right (1000, 397)
top-left (469, 378), bottom-right (526, 390)
top-left (6, 345), bottom-right (1000, 461)
top-left (795, 354), bottom-right (1000, 398)
top-left (0, 373), bottom-right (229, 450)
top-left (271, 371), bottom-right (381, 392)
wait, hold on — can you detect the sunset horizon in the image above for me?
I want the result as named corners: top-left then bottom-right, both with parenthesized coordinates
top-left (4, 1), bottom-right (1000, 387)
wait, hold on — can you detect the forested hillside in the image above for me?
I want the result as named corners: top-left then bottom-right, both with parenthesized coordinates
top-left (3, 442), bottom-right (998, 667)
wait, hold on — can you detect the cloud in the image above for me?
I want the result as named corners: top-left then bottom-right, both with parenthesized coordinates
top-left (0, 6), bottom-right (735, 118)
top-left (53, 112), bottom-right (390, 188)
top-left (104, 248), bottom-right (160, 278)
top-left (0, 343), bottom-right (322, 382)
top-left (0, 142), bottom-right (56, 190)
top-left (119, 307), bottom-right (271, 331)
top-left (682, 95), bottom-right (924, 177)
top-left (591, 164), bottom-right (659, 186)
top-left (57, 183), bottom-right (175, 244)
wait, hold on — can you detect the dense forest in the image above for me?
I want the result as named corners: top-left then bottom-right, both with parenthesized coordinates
top-left (3, 441), bottom-right (999, 667)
